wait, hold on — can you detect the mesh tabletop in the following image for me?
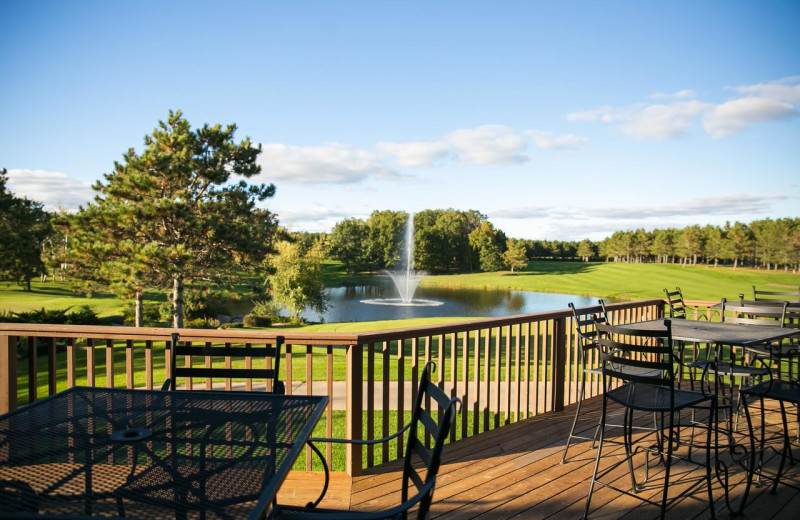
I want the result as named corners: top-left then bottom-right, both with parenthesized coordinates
top-left (616, 319), bottom-right (800, 346)
top-left (0, 387), bottom-right (327, 520)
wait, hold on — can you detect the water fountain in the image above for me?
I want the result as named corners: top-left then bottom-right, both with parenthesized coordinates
top-left (361, 213), bottom-right (443, 307)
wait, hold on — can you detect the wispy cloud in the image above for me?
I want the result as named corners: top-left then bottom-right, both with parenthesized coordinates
top-left (375, 140), bottom-right (451, 167)
top-left (703, 97), bottom-right (797, 138)
top-left (377, 126), bottom-right (588, 168)
top-left (488, 206), bottom-right (554, 219)
top-left (444, 125), bottom-right (529, 165)
top-left (567, 76), bottom-right (800, 140)
top-left (586, 194), bottom-right (788, 219)
top-left (525, 130), bottom-right (588, 150)
top-left (6, 169), bottom-right (94, 210)
top-left (257, 143), bottom-right (397, 184)
top-left (648, 89), bottom-right (697, 100)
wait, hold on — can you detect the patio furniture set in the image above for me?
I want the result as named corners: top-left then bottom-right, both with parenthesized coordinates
top-left (563, 286), bottom-right (800, 519)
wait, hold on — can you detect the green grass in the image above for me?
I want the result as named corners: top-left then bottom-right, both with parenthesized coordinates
top-left (0, 281), bottom-right (125, 317)
top-left (419, 261), bottom-right (800, 302)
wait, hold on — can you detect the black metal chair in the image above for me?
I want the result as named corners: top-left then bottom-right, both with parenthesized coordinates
top-left (740, 373), bottom-right (800, 497)
top-left (269, 361), bottom-right (461, 519)
top-left (584, 319), bottom-right (717, 520)
top-left (162, 332), bottom-right (285, 394)
top-left (561, 300), bottom-right (662, 463)
top-left (752, 285), bottom-right (800, 303)
top-left (664, 287), bottom-right (689, 319)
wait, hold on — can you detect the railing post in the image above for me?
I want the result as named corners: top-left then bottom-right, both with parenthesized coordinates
top-left (0, 335), bottom-right (18, 414)
top-left (346, 342), bottom-right (364, 477)
top-left (552, 317), bottom-right (567, 412)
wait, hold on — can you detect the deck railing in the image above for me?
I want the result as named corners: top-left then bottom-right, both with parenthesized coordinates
top-left (0, 299), bottom-right (669, 476)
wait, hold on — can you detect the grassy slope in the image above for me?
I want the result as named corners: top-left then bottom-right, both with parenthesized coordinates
top-left (0, 281), bottom-right (124, 316)
top-left (419, 261), bottom-right (800, 302)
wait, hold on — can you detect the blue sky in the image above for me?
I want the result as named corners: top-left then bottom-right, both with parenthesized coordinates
top-left (1, 0), bottom-right (798, 240)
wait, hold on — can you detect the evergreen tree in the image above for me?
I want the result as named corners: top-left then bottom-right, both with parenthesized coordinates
top-left (0, 168), bottom-right (52, 291)
top-left (502, 239), bottom-right (529, 272)
top-left (69, 110), bottom-right (277, 327)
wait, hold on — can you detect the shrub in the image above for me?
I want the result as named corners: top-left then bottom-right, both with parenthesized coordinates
top-left (243, 314), bottom-right (271, 327)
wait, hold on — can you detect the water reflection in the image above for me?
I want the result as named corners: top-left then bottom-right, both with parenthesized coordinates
top-left (299, 282), bottom-right (603, 323)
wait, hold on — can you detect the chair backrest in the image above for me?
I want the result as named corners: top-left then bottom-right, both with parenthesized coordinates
top-left (752, 285), bottom-right (800, 303)
top-left (401, 362), bottom-right (461, 518)
top-left (164, 333), bottom-right (285, 393)
top-left (721, 298), bottom-right (787, 327)
top-left (569, 300), bottom-right (610, 350)
top-left (596, 320), bottom-right (675, 390)
top-left (663, 287), bottom-right (687, 319)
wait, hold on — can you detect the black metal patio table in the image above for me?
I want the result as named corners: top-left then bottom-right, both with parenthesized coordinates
top-left (0, 387), bottom-right (327, 520)
top-left (616, 318), bottom-right (800, 347)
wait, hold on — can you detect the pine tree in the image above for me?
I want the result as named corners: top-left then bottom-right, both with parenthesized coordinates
top-left (69, 111), bottom-right (278, 327)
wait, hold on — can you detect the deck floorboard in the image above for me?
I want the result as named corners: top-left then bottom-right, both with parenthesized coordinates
top-left (281, 394), bottom-right (800, 518)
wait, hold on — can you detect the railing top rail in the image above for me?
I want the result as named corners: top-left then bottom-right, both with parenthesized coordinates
top-left (0, 299), bottom-right (666, 345)
top-left (0, 323), bottom-right (361, 346)
top-left (352, 299), bottom-right (665, 343)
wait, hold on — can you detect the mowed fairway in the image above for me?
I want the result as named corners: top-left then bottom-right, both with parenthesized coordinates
top-left (421, 261), bottom-right (800, 302)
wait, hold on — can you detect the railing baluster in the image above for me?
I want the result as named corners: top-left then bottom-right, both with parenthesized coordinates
top-left (66, 338), bottom-right (75, 389)
top-left (86, 339), bottom-right (95, 388)
top-left (145, 340), bottom-right (153, 390)
top-left (367, 342), bottom-right (375, 467)
top-left (27, 337), bottom-right (36, 403)
top-left (382, 340), bottom-right (389, 463)
top-left (106, 339), bottom-right (114, 389)
top-left (461, 330), bottom-right (469, 439)
top-left (396, 340), bottom-right (405, 458)
top-left (47, 337), bottom-right (57, 396)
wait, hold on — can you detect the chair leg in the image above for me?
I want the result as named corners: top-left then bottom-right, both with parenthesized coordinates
top-left (773, 401), bottom-right (792, 494)
top-left (584, 395), bottom-right (608, 519)
top-left (562, 375), bottom-right (587, 464)
top-left (659, 412), bottom-right (675, 520)
top-left (706, 398), bottom-right (716, 520)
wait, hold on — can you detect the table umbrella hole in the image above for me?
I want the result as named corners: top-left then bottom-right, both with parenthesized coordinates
top-left (111, 427), bottom-right (152, 442)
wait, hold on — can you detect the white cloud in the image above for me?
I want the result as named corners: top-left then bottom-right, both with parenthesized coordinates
top-left (6, 169), bottom-right (94, 210)
top-left (258, 143), bottom-right (397, 184)
top-left (586, 194), bottom-right (788, 219)
top-left (648, 89), bottom-right (697, 100)
top-left (728, 76), bottom-right (800, 103)
top-left (445, 125), bottom-right (529, 165)
top-left (488, 206), bottom-right (553, 219)
top-left (619, 101), bottom-right (709, 140)
top-left (703, 97), bottom-right (797, 138)
top-left (375, 140), bottom-right (451, 167)
top-left (568, 101), bottom-right (709, 140)
top-left (525, 130), bottom-right (588, 150)
top-left (567, 76), bottom-right (800, 140)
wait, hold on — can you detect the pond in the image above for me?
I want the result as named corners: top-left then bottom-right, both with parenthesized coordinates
top-left (295, 281), bottom-right (604, 323)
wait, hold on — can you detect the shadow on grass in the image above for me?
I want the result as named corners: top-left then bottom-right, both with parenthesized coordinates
top-left (514, 261), bottom-right (599, 276)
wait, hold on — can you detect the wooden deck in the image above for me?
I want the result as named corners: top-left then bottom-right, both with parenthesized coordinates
top-left (279, 395), bottom-right (800, 519)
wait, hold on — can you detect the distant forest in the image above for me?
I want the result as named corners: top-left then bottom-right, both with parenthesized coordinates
top-left (315, 210), bottom-right (800, 274)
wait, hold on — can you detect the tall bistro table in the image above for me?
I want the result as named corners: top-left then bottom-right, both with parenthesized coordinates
top-left (614, 318), bottom-right (800, 514)
top-left (0, 387), bottom-right (327, 520)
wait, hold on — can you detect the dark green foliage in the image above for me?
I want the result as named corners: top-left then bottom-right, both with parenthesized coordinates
top-left (243, 313), bottom-right (271, 327)
top-left (0, 305), bottom-right (104, 325)
top-left (0, 169), bottom-right (53, 290)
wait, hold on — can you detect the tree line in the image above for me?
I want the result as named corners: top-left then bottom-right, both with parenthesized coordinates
top-left (324, 215), bottom-right (800, 273)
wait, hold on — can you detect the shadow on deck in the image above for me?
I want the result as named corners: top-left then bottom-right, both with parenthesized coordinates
top-left (279, 395), bottom-right (800, 519)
